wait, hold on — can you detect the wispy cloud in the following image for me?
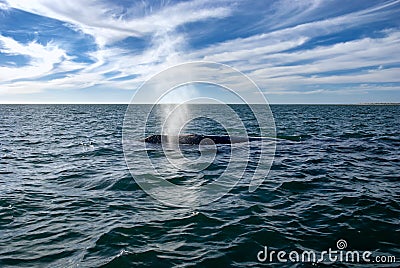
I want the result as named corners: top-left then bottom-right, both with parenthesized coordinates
top-left (0, 0), bottom-right (399, 102)
top-left (0, 34), bottom-right (84, 82)
top-left (5, 0), bottom-right (231, 47)
top-left (188, 1), bottom-right (400, 94)
top-left (0, 0), bottom-right (232, 95)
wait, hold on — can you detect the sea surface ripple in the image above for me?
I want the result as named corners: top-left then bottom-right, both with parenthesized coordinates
top-left (0, 104), bottom-right (399, 267)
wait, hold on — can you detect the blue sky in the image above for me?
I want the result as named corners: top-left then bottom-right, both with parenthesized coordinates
top-left (0, 0), bottom-right (399, 103)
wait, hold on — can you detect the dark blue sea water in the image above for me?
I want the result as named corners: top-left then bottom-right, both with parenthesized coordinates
top-left (0, 104), bottom-right (399, 267)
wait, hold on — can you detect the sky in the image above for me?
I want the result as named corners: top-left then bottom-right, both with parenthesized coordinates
top-left (0, 0), bottom-right (399, 104)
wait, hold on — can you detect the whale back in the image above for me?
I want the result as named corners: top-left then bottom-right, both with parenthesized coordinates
top-left (144, 134), bottom-right (247, 145)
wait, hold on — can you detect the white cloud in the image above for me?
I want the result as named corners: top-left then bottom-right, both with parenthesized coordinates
top-left (0, 35), bottom-right (85, 82)
top-left (0, 2), bottom-right (9, 10)
top-left (244, 31), bottom-right (400, 88)
top-left (0, 0), bottom-right (232, 96)
top-left (185, 1), bottom-right (400, 93)
top-left (5, 0), bottom-right (232, 47)
top-left (0, 0), bottom-right (399, 100)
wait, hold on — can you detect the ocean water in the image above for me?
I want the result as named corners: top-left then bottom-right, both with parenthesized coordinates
top-left (0, 104), bottom-right (399, 267)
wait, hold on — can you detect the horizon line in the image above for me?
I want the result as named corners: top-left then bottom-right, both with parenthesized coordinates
top-left (0, 102), bottom-right (399, 105)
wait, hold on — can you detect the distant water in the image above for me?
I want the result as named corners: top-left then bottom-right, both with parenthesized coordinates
top-left (0, 104), bottom-right (399, 267)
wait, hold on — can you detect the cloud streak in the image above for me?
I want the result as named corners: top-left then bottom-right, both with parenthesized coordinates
top-left (0, 34), bottom-right (85, 82)
top-left (5, 0), bottom-right (231, 47)
top-left (0, 0), bottom-right (399, 103)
